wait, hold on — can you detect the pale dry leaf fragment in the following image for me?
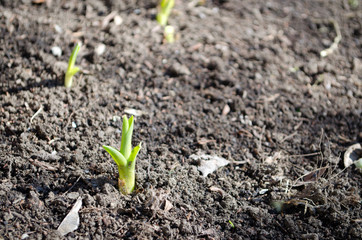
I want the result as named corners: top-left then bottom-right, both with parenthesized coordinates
top-left (231, 160), bottom-right (247, 165)
top-left (197, 138), bottom-right (216, 145)
top-left (163, 199), bottom-right (173, 212)
top-left (222, 104), bottom-right (230, 116)
top-left (124, 108), bottom-right (146, 117)
top-left (21, 233), bottom-right (30, 239)
top-left (344, 143), bottom-right (362, 168)
top-left (57, 197), bottom-right (82, 236)
top-left (30, 107), bottom-right (43, 123)
top-left (209, 186), bottom-right (225, 196)
top-left (191, 153), bottom-right (230, 177)
top-left (264, 151), bottom-right (282, 164)
top-left (114, 15), bottom-right (123, 26)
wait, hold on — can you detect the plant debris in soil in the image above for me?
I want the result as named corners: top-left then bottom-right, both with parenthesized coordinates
top-left (0, 0), bottom-right (361, 239)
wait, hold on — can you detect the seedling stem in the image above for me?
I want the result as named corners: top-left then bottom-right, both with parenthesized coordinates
top-left (103, 116), bottom-right (141, 194)
top-left (64, 43), bottom-right (81, 88)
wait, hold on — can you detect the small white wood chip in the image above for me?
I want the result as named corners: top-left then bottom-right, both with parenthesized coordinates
top-left (124, 108), bottom-right (146, 116)
top-left (259, 189), bottom-right (268, 195)
top-left (209, 186), bottom-right (225, 196)
top-left (191, 153), bottom-right (230, 177)
top-left (57, 197), bottom-right (82, 236)
top-left (163, 199), bottom-right (173, 212)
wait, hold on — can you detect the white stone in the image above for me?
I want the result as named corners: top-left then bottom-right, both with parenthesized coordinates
top-left (114, 15), bottom-right (123, 26)
top-left (51, 46), bottom-right (62, 57)
top-left (95, 44), bottom-right (106, 56)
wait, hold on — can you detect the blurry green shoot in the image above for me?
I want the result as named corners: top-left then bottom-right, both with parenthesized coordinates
top-left (349, 0), bottom-right (359, 9)
top-left (156, 0), bottom-right (175, 26)
top-left (164, 25), bottom-right (175, 43)
top-left (103, 116), bottom-right (142, 195)
top-left (228, 220), bottom-right (235, 228)
top-left (64, 43), bottom-right (81, 88)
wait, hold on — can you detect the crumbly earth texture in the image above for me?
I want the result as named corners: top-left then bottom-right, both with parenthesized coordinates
top-left (0, 0), bottom-right (361, 239)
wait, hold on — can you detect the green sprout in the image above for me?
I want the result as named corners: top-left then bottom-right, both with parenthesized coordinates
top-left (228, 220), bottom-right (235, 228)
top-left (164, 25), bottom-right (175, 43)
top-left (103, 116), bottom-right (142, 195)
top-left (156, 0), bottom-right (175, 26)
top-left (64, 43), bottom-right (81, 88)
top-left (348, 0), bottom-right (359, 9)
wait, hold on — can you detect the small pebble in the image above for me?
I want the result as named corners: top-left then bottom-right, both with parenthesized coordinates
top-left (95, 44), bottom-right (106, 56)
top-left (114, 15), bottom-right (123, 26)
top-left (54, 24), bottom-right (63, 33)
top-left (21, 233), bottom-right (29, 239)
top-left (51, 46), bottom-right (62, 57)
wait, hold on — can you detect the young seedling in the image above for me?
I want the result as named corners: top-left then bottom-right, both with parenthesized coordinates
top-left (156, 0), bottom-right (175, 27)
top-left (157, 0), bottom-right (176, 43)
top-left (103, 116), bottom-right (142, 194)
top-left (64, 43), bottom-right (81, 88)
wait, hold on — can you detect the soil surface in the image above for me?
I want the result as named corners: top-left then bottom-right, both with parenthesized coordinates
top-left (1, 0), bottom-right (361, 239)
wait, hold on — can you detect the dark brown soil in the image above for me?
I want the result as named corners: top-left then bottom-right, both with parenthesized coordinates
top-left (1, 0), bottom-right (361, 239)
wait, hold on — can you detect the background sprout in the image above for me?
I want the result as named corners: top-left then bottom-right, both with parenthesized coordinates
top-left (156, 0), bottom-right (175, 26)
top-left (348, 0), bottom-right (359, 9)
top-left (164, 25), bottom-right (175, 43)
top-left (64, 43), bottom-right (81, 88)
top-left (103, 116), bottom-right (142, 195)
top-left (228, 220), bottom-right (235, 228)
